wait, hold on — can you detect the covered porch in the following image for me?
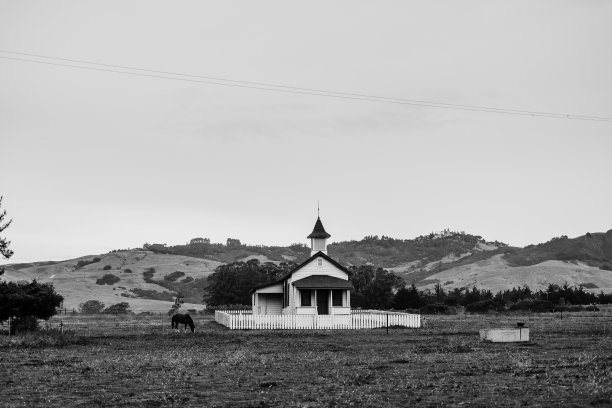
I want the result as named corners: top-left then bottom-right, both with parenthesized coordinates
top-left (289, 275), bottom-right (352, 316)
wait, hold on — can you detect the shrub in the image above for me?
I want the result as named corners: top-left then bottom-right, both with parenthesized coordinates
top-left (509, 299), bottom-right (554, 312)
top-left (419, 303), bottom-right (453, 314)
top-left (130, 288), bottom-right (174, 301)
top-left (181, 276), bottom-right (194, 283)
top-left (95, 274), bottom-right (120, 285)
top-left (75, 257), bottom-right (102, 268)
top-left (103, 302), bottom-right (131, 315)
top-left (79, 300), bottom-right (105, 314)
top-left (123, 268), bottom-right (132, 273)
top-left (205, 304), bottom-right (252, 313)
top-left (465, 300), bottom-right (499, 314)
top-left (557, 305), bottom-right (587, 312)
top-left (143, 267), bottom-right (156, 282)
top-left (164, 271), bottom-right (186, 282)
top-left (10, 315), bottom-right (39, 334)
top-left (103, 265), bottom-right (112, 270)
top-left (76, 259), bottom-right (98, 268)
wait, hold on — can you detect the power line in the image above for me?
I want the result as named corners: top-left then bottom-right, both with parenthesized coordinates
top-left (1, 50), bottom-right (611, 122)
top-left (0, 50), bottom-right (573, 116)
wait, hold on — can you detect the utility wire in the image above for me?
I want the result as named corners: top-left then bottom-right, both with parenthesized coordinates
top-left (1, 50), bottom-right (611, 122)
top-left (0, 50), bottom-right (571, 116)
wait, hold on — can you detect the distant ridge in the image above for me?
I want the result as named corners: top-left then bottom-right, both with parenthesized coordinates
top-left (505, 230), bottom-right (612, 268)
top-left (135, 229), bottom-right (612, 274)
top-left (3, 229), bottom-right (611, 311)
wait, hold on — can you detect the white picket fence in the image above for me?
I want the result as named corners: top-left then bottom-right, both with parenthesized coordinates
top-left (215, 310), bottom-right (421, 330)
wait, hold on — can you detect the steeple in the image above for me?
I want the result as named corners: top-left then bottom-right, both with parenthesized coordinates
top-left (308, 216), bottom-right (331, 255)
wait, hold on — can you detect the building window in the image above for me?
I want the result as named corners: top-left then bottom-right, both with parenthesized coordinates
top-left (283, 281), bottom-right (289, 308)
top-left (332, 290), bottom-right (343, 307)
top-left (300, 289), bottom-right (311, 306)
top-left (317, 258), bottom-right (323, 267)
top-left (314, 238), bottom-right (325, 250)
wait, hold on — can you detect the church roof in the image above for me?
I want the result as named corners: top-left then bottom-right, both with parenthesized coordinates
top-left (307, 217), bottom-right (331, 239)
top-left (250, 251), bottom-right (349, 293)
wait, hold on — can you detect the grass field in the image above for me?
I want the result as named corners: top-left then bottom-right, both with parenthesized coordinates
top-left (0, 313), bottom-right (610, 407)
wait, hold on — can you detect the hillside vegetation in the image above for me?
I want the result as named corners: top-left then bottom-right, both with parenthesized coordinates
top-left (504, 229), bottom-right (612, 268)
top-left (3, 229), bottom-right (611, 312)
top-left (330, 230), bottom-right (507, 267)
top-left (1, 251), bottom-right (219, 313)
top-left (145, 241), bottom-right (310, 264)
top-left (149, 229), bottom-right (508, 268)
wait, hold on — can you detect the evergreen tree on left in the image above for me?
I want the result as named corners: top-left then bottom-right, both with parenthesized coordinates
top-left (0, 196), bottom-right (64, 333)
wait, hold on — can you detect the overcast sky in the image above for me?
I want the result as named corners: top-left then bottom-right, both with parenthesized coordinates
top-left (1, 1), bottom-right (611, 264)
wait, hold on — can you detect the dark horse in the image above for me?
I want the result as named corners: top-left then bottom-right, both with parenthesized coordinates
top-left (171, 313), bottom-right (195, 333)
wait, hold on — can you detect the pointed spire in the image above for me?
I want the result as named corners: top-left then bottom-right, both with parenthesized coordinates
top-left (307, 216), bottom-right (331, 239)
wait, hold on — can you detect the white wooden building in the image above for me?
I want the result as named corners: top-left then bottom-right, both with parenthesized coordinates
top-left (251, 216), bottom-right (354, 316)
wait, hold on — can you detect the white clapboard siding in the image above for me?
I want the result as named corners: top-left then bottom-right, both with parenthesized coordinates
top-left (215, 310), bottom-right (421, 330)
top-left (265, 297), bottom-right (283, 315)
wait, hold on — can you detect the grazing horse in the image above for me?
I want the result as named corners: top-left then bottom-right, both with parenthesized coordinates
top-left (171, 313), bottom-right (195, 333)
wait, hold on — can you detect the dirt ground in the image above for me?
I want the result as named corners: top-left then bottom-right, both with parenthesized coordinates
top-left (0, 313), bottom-right (610, 407)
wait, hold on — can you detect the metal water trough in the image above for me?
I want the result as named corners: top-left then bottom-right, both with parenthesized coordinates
top-left (480, 323), bottom-right (529, 343)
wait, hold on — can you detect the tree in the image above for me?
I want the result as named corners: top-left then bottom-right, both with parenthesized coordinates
top-left (0, 280), bottom-right (64, 333)
top-left (348, 265), bottom-right (405, 309)
top-left (462, 286), bottom-right (481, 305)
top-left (169, 293), bottom-right (184, 315)
top-left (204, 259), bottom-right (295, 306)
top-left (393, 284), bottom-right (421, 309)
top-left (103, 302), bottom-right (131, 315)
top-left (434, 283), bottom-right (446, 303)
top-left (79, 300), bottom-right (106, 314)
top-left (0, 196), bottom-right (13, 275)
top-left (226, 238), bottom-right (242, 247)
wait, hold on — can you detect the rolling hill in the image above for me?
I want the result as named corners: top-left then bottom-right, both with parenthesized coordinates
top-left (2, 251), bottom-right (220, 313)
top-left (2, 229), bottom-right (611, 311)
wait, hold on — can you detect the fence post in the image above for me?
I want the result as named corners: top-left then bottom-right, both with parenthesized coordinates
top-left (60, 320), bottom-right (64, 334)
top-left (8, 317), bottom-right (11, 337)
top-left (386, 313), bottom-right (389, 334)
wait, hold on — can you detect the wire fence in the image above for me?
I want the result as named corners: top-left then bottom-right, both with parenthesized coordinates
top-left (1, 309), bottom-right (611, 336)
top-left (0, 314), bottom-right (210, 336)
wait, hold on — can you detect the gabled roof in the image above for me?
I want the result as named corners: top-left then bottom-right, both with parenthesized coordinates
top-left (307, 217), bottom-right (331, 239)
top-left (250, 251), bottom-right (350, 293)
top-left (293, 275), bottom-right (354, 290)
